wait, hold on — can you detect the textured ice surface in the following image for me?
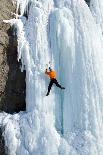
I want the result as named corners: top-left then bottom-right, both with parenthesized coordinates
top-left (1, 0), bottom-right (103, 155)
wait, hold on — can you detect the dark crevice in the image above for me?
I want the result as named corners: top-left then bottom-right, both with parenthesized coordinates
top-left (23, 2), bottom-right (32, 19)
top-left (84, 0), bottom-right (90, 7)
top-left (0, 127), bottom-right (7, 155)
top-left (17, 1), bottom-right (32, 19)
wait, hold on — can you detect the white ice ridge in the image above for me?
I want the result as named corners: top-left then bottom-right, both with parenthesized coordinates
top-left (1, 0), bottom-right (103, 155)
top-left (90, 0), bottom-right (103, 32)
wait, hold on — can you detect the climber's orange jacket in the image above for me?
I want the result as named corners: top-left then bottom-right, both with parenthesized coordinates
top-left (45, 69), bottom-right (56, 79)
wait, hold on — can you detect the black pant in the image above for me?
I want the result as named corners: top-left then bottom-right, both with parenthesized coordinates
top-left (46, 78), bottom-right (63, 95)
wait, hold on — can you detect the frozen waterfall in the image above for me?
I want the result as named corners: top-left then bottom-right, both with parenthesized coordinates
top-left (1, 0), bottom-right (103, 155)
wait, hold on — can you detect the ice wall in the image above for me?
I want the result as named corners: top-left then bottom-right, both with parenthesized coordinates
top-left (1, 0), bottom-right (103, 155)
top-left (50, 0), bottom-right (103, 154)
top-left (90, 0), bottom-right (103, 32)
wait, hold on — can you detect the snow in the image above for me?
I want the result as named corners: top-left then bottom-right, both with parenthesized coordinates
top-left (1, 0), bottom-right (103, 155)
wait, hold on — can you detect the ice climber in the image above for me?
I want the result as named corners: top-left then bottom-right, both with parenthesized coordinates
top-left (45, 67), bottom-right (65, 96)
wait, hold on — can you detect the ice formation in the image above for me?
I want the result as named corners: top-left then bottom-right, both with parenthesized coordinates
top-left (1, 0), bottom-right (103, 155)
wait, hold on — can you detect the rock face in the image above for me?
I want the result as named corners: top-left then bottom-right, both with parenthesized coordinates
top-left (0, 0), bottom-right (26, 112)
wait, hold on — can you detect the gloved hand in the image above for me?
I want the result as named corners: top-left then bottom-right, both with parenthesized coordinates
top-left (45, 68), bottom-right (47, 72)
